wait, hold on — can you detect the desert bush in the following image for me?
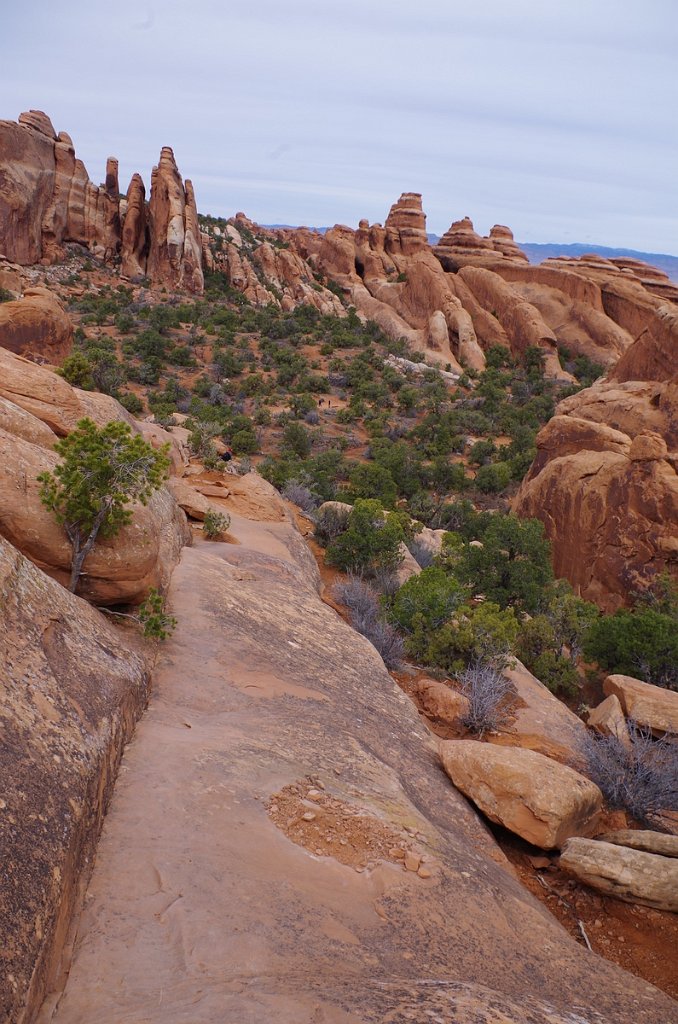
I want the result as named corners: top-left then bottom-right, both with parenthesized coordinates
top-left (580, 723), bottom-right (678, 828)
top-left (281, 480), bottom-right (319, 513)
top-left (333, 575), bottom-right (380, 624)
top-left (424, 601), bottom-right (520, 673)
top-left (583, 606), bottom-right (678, 690)
top-left (458, 662), bottom-right (516, 736)
top-left (314, 503), bottom-right (350, 545)
top-left (364, 618), bottom-right (404, 669)
top-left (138, 587), bottom-right (177, 641)
top-left (326, 499), bottom-right (407, 577)
top-left (203, 508), bottom-right (231, 539)
top-left (455, 514), bottom-right (553, 613)
top-left (332, 576), bottom-right (404, 669)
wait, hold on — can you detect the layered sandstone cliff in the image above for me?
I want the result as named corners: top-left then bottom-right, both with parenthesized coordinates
top-left (0, 110), bottom-right (203, 293)
top-left (221, 197), bottom-right (676, 381)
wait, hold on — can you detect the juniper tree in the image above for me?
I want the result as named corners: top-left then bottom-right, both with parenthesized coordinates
top-left (38, 418), bottom-right (170, 593)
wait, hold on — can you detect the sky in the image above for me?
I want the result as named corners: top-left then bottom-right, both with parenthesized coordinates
top-left (3, 0), bottom-right (677, 253)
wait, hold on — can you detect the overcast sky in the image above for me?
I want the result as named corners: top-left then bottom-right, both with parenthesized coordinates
top-left (3, 0), bottom-right (677, 252)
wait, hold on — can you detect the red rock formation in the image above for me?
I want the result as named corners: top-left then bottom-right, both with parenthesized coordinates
top-left (489, 224), bottom-right (529, 262)
top-left (514, 370), bottom-right (678, 610)
top-left (0, 111), bottom-right (57, 264)
top-left (457, 265), bottom-right (572, 380)
top-left (0, 286), bottom-right (73, 361)
top-left (0, 110), bottom-right (204, 293)
top-left (146, 147), bottom-right (204, 294)
top-left (120, 173), bottom-right (148, 280)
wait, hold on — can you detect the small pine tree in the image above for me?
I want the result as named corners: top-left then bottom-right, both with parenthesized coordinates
top-left (38, 418), bottom-right (170, 593)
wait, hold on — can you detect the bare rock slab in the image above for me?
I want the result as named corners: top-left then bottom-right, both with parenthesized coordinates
top-left (440, 740), bottom-right (602, 849)
top-left (560, 837), bottom-right (678, 912)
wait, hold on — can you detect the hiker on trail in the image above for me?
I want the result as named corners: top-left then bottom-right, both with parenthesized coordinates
top-left (221, 447), bottom-right (233, 463)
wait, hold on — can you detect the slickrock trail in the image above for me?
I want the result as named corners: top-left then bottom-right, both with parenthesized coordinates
top-left (41, 494), bottom-right (677, 1023)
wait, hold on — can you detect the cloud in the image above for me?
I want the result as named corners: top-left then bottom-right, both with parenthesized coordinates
top-left (1, 0), bottom-right (677, 251)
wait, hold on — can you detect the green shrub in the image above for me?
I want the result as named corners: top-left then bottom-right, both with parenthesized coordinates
top-left (203, 508), bottom-right (231, 539)
top-left (455, 514), bottom-right (553, 612)
top-left (138, 587), bottom-right (177, 640)
top-left (583, 607), bottom-right (678, 690)
top-left (474, 462), bottom-right (512, 494)
top-left (326, 499), bottom-right (406, 577)
top-left (58, 352), bottom-right (94, 390)
top-left (424, 602), bottom-right (520, 673)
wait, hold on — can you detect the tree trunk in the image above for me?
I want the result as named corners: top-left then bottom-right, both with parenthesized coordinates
top-left (67, 506), bottom-right (110, 593)
top-left (68, 541), bottom-right (86, 592)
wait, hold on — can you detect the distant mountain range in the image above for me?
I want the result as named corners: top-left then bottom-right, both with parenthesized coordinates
top-left (266, 227), bottom-right (678, 284)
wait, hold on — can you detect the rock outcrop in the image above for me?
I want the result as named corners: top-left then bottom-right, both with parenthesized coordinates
top-left (0, 110), bottom-right (203, 293)
top-left (491, 659), bottom-right (589, 764)
top-left (560, 837), bottom-right (678, 912)
top-left (0, 286), bottom-right (73, 361)
top-left (514, 373), bottom-right (678, 610)
top-left (0, 535), bottom-right (152, 1024)
top-left (146, 147), bottom-right (204, 294)
top-left (439, 740), bottom-right (602, 849)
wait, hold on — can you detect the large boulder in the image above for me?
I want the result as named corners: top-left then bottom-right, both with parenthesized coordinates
top-left (489, 658), bottom-right (589, 764)
top-left (603, 673), bottom-right (678, 735)
top-left (0, 535), bottom-right (151, 1024)
top-left (0, 286), bottom-right (73, 361)
top-left (560, 837), bottom-right (678, 912)
top-left (439, 740), bottom-right (602, 849)
top-left (411, 677), bottom-right (470, 724)
top-left (514, 377), bottom-right (678, 611)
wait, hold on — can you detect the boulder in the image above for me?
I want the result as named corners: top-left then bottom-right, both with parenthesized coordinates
top-left (490, 658), bottom-right (589, 764)
top-left (412, 677), bottom-right (470, 724)
top-left (166, 477), bottom-right (212, 521)
top-left (588, 693), bottom-right (631, 747)
top-left (560, 837), bottom-right (678, 912)
top-left (0, 535), bottom-right (151, 1024)
top-left (0, 285), bottom-right (73, 361)
top-left (395, 541), bottom-right (421, 586)
top-left (597, 830), bottom-right (678, 858)
top-left (604, 673), bottom-right (678, 735)
top-left (439, 740), bottom-right (602, 848)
